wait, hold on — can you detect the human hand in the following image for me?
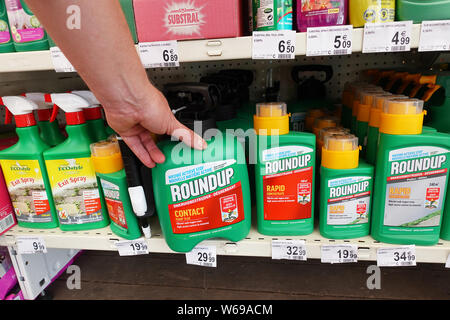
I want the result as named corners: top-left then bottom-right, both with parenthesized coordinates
top-left (102, 83), bottom-right (207, 168)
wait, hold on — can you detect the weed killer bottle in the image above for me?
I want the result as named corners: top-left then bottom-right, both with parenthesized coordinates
top-left (152, 113), bottom-right (251, 252)
top-left (0, 96), bottom-right (58, 228)
top-left (23, 92), bottom-right (65, 147)
top-left (319, 134), bottom-right (374, 239)
top-left (71, 90), bottom-right (109, 142)
top-left (43, 93), bottom-right (109, 231)
top-left (0, 0), bottom-right (14, 53)
top-left (371, 98), bottom-right (450, 245)
top-left (254, 102), bottom-right (316, 236)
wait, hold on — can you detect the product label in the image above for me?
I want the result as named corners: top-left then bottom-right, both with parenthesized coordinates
top-left (326, 176), bottom-right (372, 225)
top-left (164, 1), bottom-right (204, 36)
top-left (0, 159), bottom-right (53, 223)
top-left (290, 112), bottom-right (306, 132)
top-left (6, 4), bottom-right (45, 43)
top-left (384, 146), bottom-right (449, 227)
top-left (46, 158), bottom-right (104, 225)
top-left (0, 19), bottom-right (11, 44)
top-left (256, 0), bottom-right (292, 30)
top-left (300, 0), bottom-right (345, 24)
top-left (101, 179), bottom-right (127, 230)
top-left (360, 1), bottom-right (395, 23)
top-left (165, 160), bottom-right (245, 234)
top-left (262, 146), bottom-right (314, 221)
top-left (0, 204), bottom-right (15, 234)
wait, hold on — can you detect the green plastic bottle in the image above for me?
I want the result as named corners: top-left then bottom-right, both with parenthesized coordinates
top-left (0, 0), bottom-right (14, 53)
top-left (253, 0), bottom-right (293, 31)
top-left (152, 131), bottom-right (251, 253)
top-left (5, 0), bottom-right (49, 52)
top-left (71, 90), bottom-right (109, 142)
top-left (254, 102), bottom-right (316, 236)
top-left (43, 93), bottom-right (109, 231)
top-left (0, 96), bottom-right (58, 228)
top-left (441, 189), bottom-right (450, 240)
top-left (356, 91), bottom-right (386, 152)
top-left (24, 92), bottom-right (65, 147)
top-left (397, 0), bottom-right (450, 23)
top-left (423, 74), bottom-right (450, 133)
top-left (319, 134), bottom-right (374, 239)
top-left (91, 138), bottom-right (143, 240)
top-left (371, 98), bottom-right (450, 245)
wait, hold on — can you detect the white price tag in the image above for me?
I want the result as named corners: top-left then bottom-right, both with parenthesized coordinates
top-left (307, 25), bottom-right (353, 56)
top-left (252, 30), bottom-right (296, 60)
top-left (377, 245), bottom-right (416, 267)
top-left (186, 245), bottom-right (217, 267)
top-left (138, 40), bottom-right (180, 68)
top-left (115, 238), bottom-right (149, 256)
top-left (419, 20), bottom-right (450, 52)
top-left (50, 47), bottom-right (76, 73)
top-left (363, 21), bottom-right (413, 53)
top-left (16, 236), bottom-right (47, 254)
top-left (272, 240), bottom-right (307, 261)
top-left (321, 244), bottom-right (358, 264)
top-left (445, 254), bottom-right (450, 268)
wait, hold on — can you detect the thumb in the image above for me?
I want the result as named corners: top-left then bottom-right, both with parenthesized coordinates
top-left (168, 117), bottom-right (207, 150)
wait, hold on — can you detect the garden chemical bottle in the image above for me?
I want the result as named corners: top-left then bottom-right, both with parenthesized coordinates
top-left (255, 102), bottom-right (316, 236)
top-left (71, 90), bottom-right (109, 142)
top-left (312, 116), bottom-right (340, 137)
top-left (0, 96), bottom-right (58, 229)
top-left (349, 0), bottom-right (395, 28)
top-left (365, 93), bottom-right (395, 164)
top-left (351, 86), bottom-right (384, 134)
top-left (320, 134), bottom-right (373, 238)
top-left (397, 0), bottom-right (450, 23)
top-left (43, 93), bottom-right (109, 231)
top-left (0, 0), bottom-right (14, 53)
top-left (253, 0), bottom-right (293, 31)
top-left (23, 92), bottom-right (65, 147)
top-left (152, 118), bottom-right (251, 252)
top-left (356, 91), bottom-right (388, 152)
top-left (305, 108), bottom-right (325, 132)
top-left (117, 136), bottom-right (155, 239)
top-left (371, 98), bottom-right (450, 245)
top-left (5, 0), bottom-right (49, 52)
top-left (317, 126), bottom-right (350, 161)
top-left (91, 138), bottom-right (143, 240)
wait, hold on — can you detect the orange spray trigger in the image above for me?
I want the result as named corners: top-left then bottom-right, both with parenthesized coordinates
top-left (50, 104), bottom-right (59, 122)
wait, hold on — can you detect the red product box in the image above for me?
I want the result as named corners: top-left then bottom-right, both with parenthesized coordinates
top-left (133, 0), bottom-right (244, 42)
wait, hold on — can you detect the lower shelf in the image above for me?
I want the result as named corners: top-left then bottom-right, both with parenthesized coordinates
top-left (1, 219), bottom-right (449, 264)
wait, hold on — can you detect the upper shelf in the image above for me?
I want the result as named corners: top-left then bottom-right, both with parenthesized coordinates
top-left (0, 25), bottom-right (422, 74)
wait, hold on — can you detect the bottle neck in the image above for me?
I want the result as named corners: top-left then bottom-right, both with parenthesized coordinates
top-left (37, 109), bottom-right (52, 122)
top-left (14, 114), bottom-right (36, 127)
top-left (16, 125), bottom-right (45, 143)
top-left (66, 111), bottom-right (86, 125)
top-left (84, 107), bottom-right (103, 121)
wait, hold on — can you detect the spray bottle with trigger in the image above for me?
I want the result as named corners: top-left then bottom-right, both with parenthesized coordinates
top-left (23, 92), bottom-right (65, 147)
top-left (43, 93), bottom-right (109, 231)
top-left (0, 96), bottom-right (58, 228)
top-left (71, 90), bottom-right (109, 142)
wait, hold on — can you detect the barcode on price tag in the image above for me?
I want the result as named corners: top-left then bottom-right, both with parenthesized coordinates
top-left (115, 239), bottom-right (149, 256)
top-left (50, 47), bottom-right (76, 73)
top-left (363, 21), bottom-right (412, 53)
top-left (307, 25), bottom-right (353, 56)
top-left (138, 41), bottom-right (180, 68)
top-left (377, 245), bottom-right (416, 267)
top-left (186, 245), bottom-right (217, 267)
top-left (16, 236), bottom-right (47, 254)
top-left (252, 31), bottom-right (296, 60)
top-left (321, 244), bottom-right (358, 264)
top-left (419, 20), bottom-right (450, 52)
top-left (272, 240), bottom-right (307, 261)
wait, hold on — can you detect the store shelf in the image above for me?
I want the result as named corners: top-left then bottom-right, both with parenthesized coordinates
top-left (1, 218), bottom-right (449, 264)
top-left (0, 25), bottom-right (422, 73)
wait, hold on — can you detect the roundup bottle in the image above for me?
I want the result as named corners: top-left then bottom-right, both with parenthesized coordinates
top-left (317, 126), bottom-right (350, 160)
top-left (0, 96), bottom-right (58, 228)
top-left (23, 92), bottom-right (65, 147)
top-left (320, 134), bottom-right (374, 238)
top-left (91, 137), bottom-right (146, 240)
top-left (152, 126), bottom-right (251, 252)
top-left (351, 86), bottom-right (383, 134)
top-left (305, 108), bottom-right (325, 132)
top-left (255, 102), bottom-right (316, 235)
top-left (71, 90), bottom-right (109, 142)
top-left (0, 0), bottom-right (14, 53)
top-left (356, 91), bottom-right (387, 151)
top-left (43, 93), bottom-right (109, 231)
top-left (371, 98), bottom-right (450, 245)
